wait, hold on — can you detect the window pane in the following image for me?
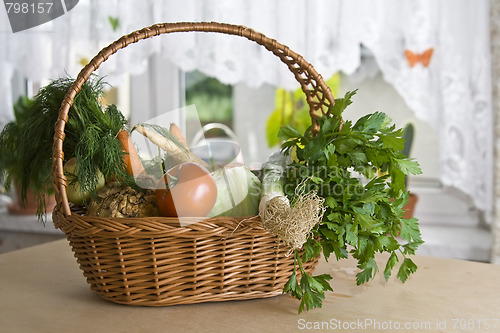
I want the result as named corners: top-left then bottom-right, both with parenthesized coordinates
top-left (184, 71), bottom-right (233, 138)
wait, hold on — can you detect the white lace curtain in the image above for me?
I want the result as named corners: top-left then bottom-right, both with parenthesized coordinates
top-left (0, 0), bottom-right (493, 220)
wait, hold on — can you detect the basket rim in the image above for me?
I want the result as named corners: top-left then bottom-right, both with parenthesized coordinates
top-left (52, 208), bottom-right (271, 239)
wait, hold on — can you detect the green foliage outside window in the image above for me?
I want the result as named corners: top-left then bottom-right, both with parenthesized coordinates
top-left (185, 71), bottom-right (233, 127)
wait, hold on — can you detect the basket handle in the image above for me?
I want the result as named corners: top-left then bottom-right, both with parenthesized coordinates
top-left (52, 21), bottom-right (336, 215)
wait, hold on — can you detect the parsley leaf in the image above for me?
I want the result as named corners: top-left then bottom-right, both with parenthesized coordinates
top-left (284, 250), bottom-right (333, 314)
top-left (329, 90), bottom-right (357, 117)
top-left (356, 257), bottom-right (378, 285)
top-left (397, 158), bottom-right (423, 175)
top-left (397, 258), bottom-right (418, 283)
top-left (384, 252), bottom-right (399, 281)
top-left (400, 217), bottom-right (423, 243)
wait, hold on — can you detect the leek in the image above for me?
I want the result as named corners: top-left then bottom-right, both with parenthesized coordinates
top-left (258, 151), bottom-right (290, 216)
top-left (259, 151), bottom-right (325, 251)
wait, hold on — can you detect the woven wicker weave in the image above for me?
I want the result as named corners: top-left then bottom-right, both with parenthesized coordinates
top-left (52, 22), bottom-right (335, 306)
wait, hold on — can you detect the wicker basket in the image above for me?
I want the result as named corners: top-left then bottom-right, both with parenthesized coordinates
top-left (52, 22), bottom-right (335, 306)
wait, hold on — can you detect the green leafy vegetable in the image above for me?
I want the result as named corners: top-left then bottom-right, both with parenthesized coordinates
top-left (283, 251), bottom-right (333, 313)
top-left (1, 76), bottom-right (131, 219)
top-left (278, 90), bottom-right (423, 312)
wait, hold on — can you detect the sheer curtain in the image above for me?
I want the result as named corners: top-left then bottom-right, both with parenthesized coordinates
top-left (0, 0), bottom-right (493, 220)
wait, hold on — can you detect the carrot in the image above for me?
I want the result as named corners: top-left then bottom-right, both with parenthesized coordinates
top-left (169, 123), bottom-right (188, 148)
top-left (117, 129), bottom-right (145, 176)
top-left (134, 124), bottom-right (208, 168)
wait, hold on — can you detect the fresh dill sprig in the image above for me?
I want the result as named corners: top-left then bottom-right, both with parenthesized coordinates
top-left (5, 75), bottom-right (131, 220)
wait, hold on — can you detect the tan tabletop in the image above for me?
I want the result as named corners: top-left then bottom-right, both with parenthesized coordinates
top-left (1, 239), bottom-right (499, 333)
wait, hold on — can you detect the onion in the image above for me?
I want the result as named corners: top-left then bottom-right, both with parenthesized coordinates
top-left (155, 162), bottom-right (217, 217)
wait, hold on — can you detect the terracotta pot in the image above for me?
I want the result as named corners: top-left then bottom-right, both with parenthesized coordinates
top-left (403, 192), bottom-right (418, 219)
top-left (7, 184), bottom-right (56, 215)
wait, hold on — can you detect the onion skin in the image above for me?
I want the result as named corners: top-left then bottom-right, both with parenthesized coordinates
top-left (155, 162), bottom-right (217, 217)
top-left (64, 157), bottom-right (105, 205)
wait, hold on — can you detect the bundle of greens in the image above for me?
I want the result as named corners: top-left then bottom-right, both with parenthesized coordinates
top-left (3, 76), bottom-right (131, 219)
top-left (279, 90), bottom-right (423, 313)
top-left (0, 96), bottom-right (51, 199)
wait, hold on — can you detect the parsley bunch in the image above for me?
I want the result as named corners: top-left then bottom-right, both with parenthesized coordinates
top-left (279, 90), bottom-right (423, 313)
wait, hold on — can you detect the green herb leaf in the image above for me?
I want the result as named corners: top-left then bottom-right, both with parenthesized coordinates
top-left (302, 238), bottom-right (322, 261)
top-left (381, 133), bottom-right (405, 151)
top-left (283, 270), bottom-right (302, 299)
top-left (356, 257), bottom-right (378, 285)
top-left (384, 252), bottom-right (399, 281)
top-left (353, 111), bottom-right (390, 133)
top-left (402, 241), bottom-right (425, 255)
top-left (278, 124), bottom-right (301, 142)
top-left (329, 90), bottom-right (357, 117)
top-left (400, 217), bottom-right (423, 243)
top-left (396, 158), bottom-right (422, 175)
top-left (397, 258), bottom-right (418, 283)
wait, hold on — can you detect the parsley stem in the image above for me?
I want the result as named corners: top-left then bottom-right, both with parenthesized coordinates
top-left (295, 249), bottom-right (306, 275)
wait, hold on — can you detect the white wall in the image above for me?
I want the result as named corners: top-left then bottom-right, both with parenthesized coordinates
top-left (337, 72), bottom-right (440, 182)
top-left (233, 83), bottom-right (276, 169)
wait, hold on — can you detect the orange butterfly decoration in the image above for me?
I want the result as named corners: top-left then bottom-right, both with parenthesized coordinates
top-left (405, 48), bottom-right (434, 68)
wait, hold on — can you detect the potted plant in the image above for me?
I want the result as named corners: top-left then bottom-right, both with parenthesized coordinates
top-left (401, 122), bottom-right (418, 219)
top-left (0, 96), bottom-right (56, 216)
